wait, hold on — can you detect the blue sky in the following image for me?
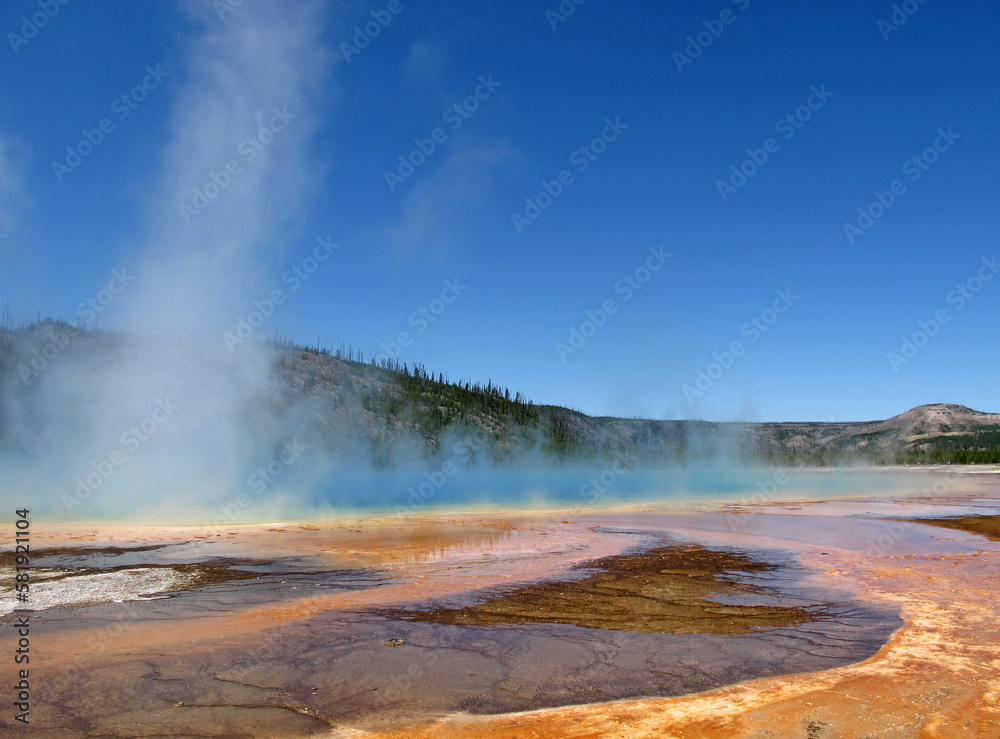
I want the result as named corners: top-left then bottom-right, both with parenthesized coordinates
top-left (2, 0), bottom-right (998, 423)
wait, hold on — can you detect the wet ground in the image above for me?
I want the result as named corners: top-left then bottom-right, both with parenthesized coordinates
top-left (1, 472), bottom-right (999, 737)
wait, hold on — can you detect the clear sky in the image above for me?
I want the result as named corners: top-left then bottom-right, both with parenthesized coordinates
top-left (2, 0), bottom-right (998, 423)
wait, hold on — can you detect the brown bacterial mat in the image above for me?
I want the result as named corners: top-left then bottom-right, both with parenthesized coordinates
top-left (901, 514), bottom-right (1000, 542)
top-left (388, 542), bottom-right (821, 634)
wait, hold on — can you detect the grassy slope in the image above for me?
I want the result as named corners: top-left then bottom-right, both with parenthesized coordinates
top-left (2, 322), bottom-right (998, 465)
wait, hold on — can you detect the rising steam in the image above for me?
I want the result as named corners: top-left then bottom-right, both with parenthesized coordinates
top-left (1, 0), bottom-right (331, 522)
top-left (0, 2), bottom-right (929, 526)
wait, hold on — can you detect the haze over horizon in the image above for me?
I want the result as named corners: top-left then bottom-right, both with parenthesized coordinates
top-left (2, 0), bottom-right (998, 424)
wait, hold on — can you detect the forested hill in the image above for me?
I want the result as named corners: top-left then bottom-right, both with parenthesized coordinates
top-left (2, 321), bottom-right (999, 465)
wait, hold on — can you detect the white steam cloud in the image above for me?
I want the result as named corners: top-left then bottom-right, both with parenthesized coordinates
top-left (0, 2), bottom-right (925, 526)
top-left (1, 0), bottom-right (331, 522)
top-left (129, 0), bottom-right (329, 333)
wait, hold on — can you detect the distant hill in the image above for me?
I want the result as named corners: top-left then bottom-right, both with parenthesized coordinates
top-left (753, 404), bottom-right (1000, 464)
top-left (2, 321), bottom-right (998, 465)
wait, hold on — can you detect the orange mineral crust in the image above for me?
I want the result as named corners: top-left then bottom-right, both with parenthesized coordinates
top-left (366, 497), bottom-right (1000, 738)
top-left (371, 547), bottom-right (1000, 738)
top-left (1, 484), bottom-right (998, 738)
